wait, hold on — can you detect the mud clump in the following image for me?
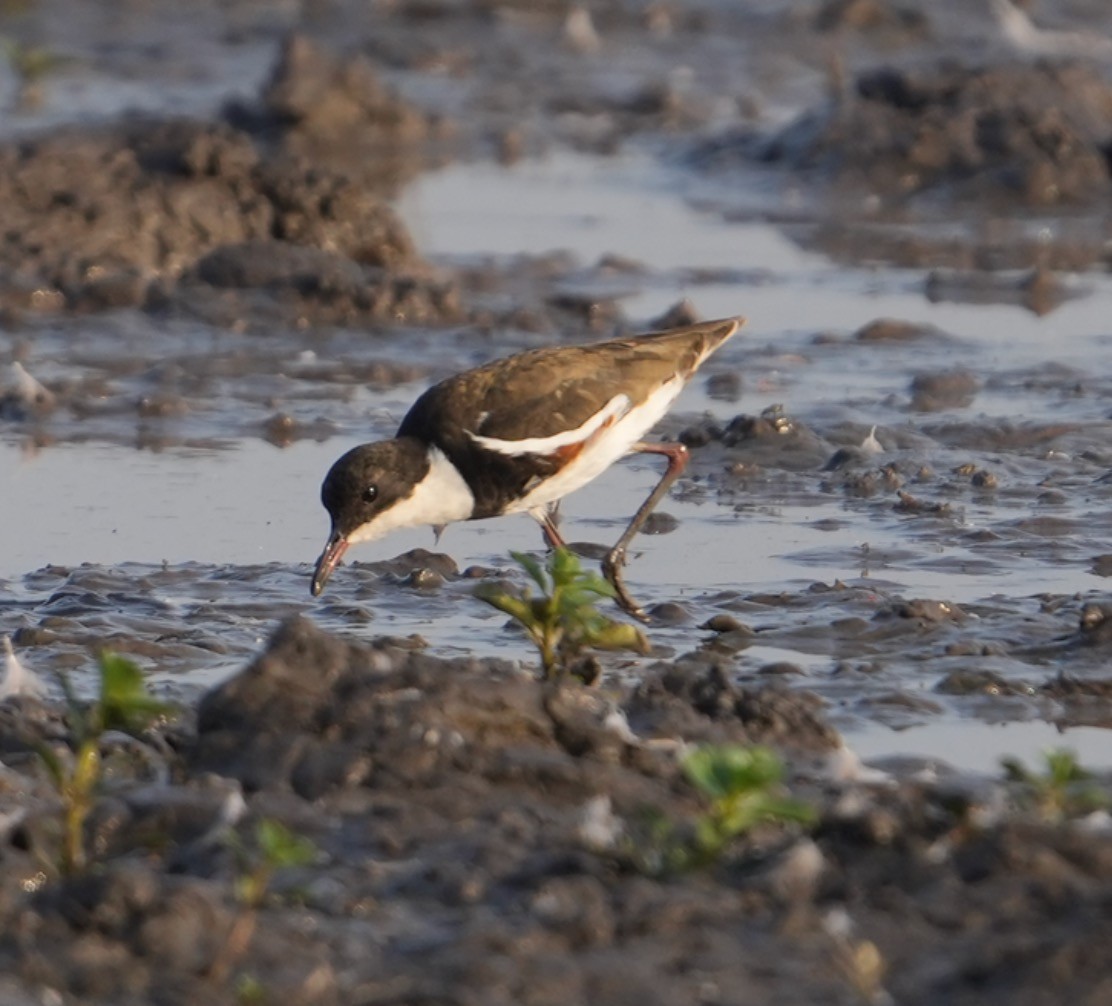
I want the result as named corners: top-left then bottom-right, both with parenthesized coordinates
top-left (728, 61), bottom-right (1112, 207)
top-left (909, 369), bottom-right (979, 412)
top-left (0, 36), bottom-right (458, 327)
top-left (4, 617), bottom-right (1112, 1004)
top-left (251, 34), bottom-right (437, 158)
top-left (853, 318), bottom-right (952, 343)
top-left (191, 617), bottom-right (836, 797)
top-left (678, 408), bottom-right (831, 470)
top-left (179, 238), bottom-right (459, 328)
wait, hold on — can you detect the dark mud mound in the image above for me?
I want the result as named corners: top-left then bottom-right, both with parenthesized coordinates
top-left (712, 60), bottom-right (1112, 207)
top-left (191, 616), bottom-right (836, 796)
top-left (4, 617), bottom-right (1112, 1005)
top-left (677, 407), bottom-right (831, 470)
top-left (253, 33), bottom-right (435, 153)
top-left (0, 36), bottom-right (458, 325)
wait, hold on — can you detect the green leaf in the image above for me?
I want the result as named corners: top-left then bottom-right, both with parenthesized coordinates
top-left (1045, 748), bottom-right (1087, 785)
top-left (716, 791), bottom-right (816, 835)
top-left (1001, 748), bottom-right (1108, 821)
top-left (582, 620), bottom-right (650, 654)
top-left (620, 745), bottom-right (815, 876)
top-left (693, 814), bottom-right (726, 856)
top-left (682, 745), bottom-right (784, 800)
top-left (235, 873), bottom-right (265, 907)
top-left (475, 585), bottom-right (535, 625)
top-left (577, 571), bottom-right (617, 599)
top-left (235, 973), bottom-right (267, 1005)
top-left (256, 819), bottom-right (317, 869)
top-left (760, 796), bottom-right (817, 827)
top-left (477, 549), bottom-right (649, 678)
top-left (98, 652), bottom-right (170, 734)
top-left (549, 546), bottom-right (581, 583)
top-left (511, 551), bottom-right (549, 592)
top-left (560, 582), bottom-right (612, 611)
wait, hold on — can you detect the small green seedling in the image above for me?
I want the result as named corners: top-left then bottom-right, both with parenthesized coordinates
top-left (623, 744), bottom-right (815, 875)
top-left (212, 819), bottom-right (319, 986)
top-left (234, 973), bottom-right (268, 1005)
top-left (1001, 748), bottom-right (1107, 822)
top-left (36, 652), bottom-right (171, 873)
top-left (477, 549), bottom-right (649, 679)
top-left (232, 818), bottom-right (318, 909)
top-left (1, 38), bottom-right (64, 109)
top-left (5, 41), bottom-right (58, 82)
top-left (681, 744), bottom-right (816, 863)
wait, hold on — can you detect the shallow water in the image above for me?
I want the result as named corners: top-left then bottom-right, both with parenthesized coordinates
top-left (400, 150), bottom-right (1112, 368)
top-left (5, 150), bottom-right (1112, 769)
top-left (852, 719), bottom-right (1112, 775)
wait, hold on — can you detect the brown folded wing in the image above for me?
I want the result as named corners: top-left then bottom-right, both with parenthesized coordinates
top-left (397, 318), bottom-right (741, 517)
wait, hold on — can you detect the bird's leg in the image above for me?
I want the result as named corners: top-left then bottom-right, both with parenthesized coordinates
top-left (602, 441), bottom-right (690, 622)
top-left (534, 502), bottom-right (567, 551)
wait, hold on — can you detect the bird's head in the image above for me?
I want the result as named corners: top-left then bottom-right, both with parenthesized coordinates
top-left (310, 438), bottom-right (473, 596)
top-left (311, 439), bottom-right (426, 596)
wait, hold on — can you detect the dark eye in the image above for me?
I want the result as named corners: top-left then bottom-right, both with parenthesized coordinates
top-left (362, 485), bottom-right (378, 504)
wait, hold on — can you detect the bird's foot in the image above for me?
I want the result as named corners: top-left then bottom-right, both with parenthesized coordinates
top-left (602, 547), bottom-right (649, 623)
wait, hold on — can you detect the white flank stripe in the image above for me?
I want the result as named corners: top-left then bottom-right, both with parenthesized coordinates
top-left (508, 376), bottom-right (685, 514)
top-left (466, 394), bottom-right (631, 457)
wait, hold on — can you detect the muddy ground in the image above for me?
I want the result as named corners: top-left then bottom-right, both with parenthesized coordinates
top-left (4, 0), bottom-right (1112, 1003)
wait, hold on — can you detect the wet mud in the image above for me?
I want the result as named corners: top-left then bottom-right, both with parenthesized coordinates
top-left (4, 0), bottom-right (1112, 1003)
top-left (5, 617), bottom-right (1112, 1006)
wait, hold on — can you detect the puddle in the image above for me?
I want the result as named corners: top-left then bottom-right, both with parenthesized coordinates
top-left (398, 152), bottom-right (829, 275)
top-left (399, 149), bottom-right (1112, 374)
top-left (852, 719), bottom-right (1112, 775)
top-left (1, 439), bottom-right (325, 579)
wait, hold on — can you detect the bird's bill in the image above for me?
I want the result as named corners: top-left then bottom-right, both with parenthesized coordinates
top-left (311, 532), bottom-right (348, 596)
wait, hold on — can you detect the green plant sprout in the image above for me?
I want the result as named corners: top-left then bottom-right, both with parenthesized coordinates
top-left (1, 38), bottom-right (64, 109)
top-left (623, 744), bottom-right (815, 876)
top-left (36, 652), bottom-right (171, 873)
top-left (3, 40), bottom-right (58, 81)
top-left (234, 973), bottom-right (267, 1006)
top-left (477, 548), bottom-right (650, 678)
top-left (681, 744), bottom-right (817, 858)
top-left (232, 818), bottom-right (318, 909)
top-left (211, 819), bottom-right (319, 987)
top-left (1001, 748), bottom-right (1108, 822)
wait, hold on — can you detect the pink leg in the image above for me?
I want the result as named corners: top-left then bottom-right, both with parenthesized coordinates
top-left (602, 441), bottom-right (689, 622)
top-left (534, 502), bottom-right (566, 550)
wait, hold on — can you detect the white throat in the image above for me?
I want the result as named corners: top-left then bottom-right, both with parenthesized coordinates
top-left (345, 446), bottom-right (475, 545)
